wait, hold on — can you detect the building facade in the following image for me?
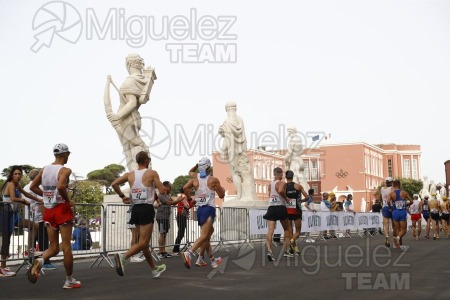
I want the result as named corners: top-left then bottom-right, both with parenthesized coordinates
top-left (212, 142), bottom-right (421, 211)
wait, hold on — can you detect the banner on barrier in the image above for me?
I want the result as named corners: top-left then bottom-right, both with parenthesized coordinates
top-left (248, 209), bottom-right (284, 235)
top-left (301, 211), bottom-right (383, 232)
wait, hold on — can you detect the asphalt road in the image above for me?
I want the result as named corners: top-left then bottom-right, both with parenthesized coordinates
top-left (2, 234), bottom-right (450, 300)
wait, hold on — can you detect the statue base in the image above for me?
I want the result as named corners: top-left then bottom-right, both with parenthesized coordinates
top-left (222, 197), bottom-right (268, 208)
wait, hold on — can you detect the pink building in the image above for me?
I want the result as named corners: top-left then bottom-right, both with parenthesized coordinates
top-left (212, 142), bottom-right (421, 211)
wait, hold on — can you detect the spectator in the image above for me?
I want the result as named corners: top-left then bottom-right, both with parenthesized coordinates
top-left (72, 219), bottom-right (92, 250)
top-left (172, 187), bottom-right (195, 255)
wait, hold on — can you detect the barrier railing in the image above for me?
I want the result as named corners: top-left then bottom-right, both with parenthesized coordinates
top-left (2, 200), bottom-right (419, 272)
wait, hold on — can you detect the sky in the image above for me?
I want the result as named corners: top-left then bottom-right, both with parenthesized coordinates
top-left (1, 0), bottom-right (449, 185)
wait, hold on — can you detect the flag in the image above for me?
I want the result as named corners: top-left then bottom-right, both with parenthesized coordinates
top-left (312, 135), bottom-right (319, 141)
top-left (324, 133), bottom-right (331, 140)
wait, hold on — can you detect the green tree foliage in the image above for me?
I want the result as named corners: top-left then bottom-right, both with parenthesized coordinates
top-left (87, 164), bottom-right (125, 194)
top-left (172, 175), bottom-right (191, 195)
top-left (1, 165), bottom-right (39, 188)
top-left (2, 164), bottom-right (37, 177)
top-left (399, 178), bottom-right (423, 198)
top-left (72, 180), bottom-right (104, 221)
top-left (375, 178), bottom-right (423, 199)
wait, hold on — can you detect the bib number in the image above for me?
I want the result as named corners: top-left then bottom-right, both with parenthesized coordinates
top-left (43, 191), bottom-right (57, 208)
top-left (395, 201), bottom-right (404, 210)
top-left (195, 194), bottom-right (208, 206)
top-left (286, 198), bottom-right (296, 209)
top-left (131, 187), bottom-right (148, 203)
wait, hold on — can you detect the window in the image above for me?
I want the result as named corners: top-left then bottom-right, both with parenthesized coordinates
top-left (388, 159), bottom-right (392, 177)
top-left (303, 160), bottom-right (309, 181)
top-left (412, 159), bottom-right (418, 180)
top-left (404, 159), bottom-right (411, 178)
top-left (311, 161), bottom-right (318, 180)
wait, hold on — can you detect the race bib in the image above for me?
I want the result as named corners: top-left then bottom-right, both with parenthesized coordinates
top-left (286, 198), bottom-right (296, 209)
top-left (195, 194), bottom-right (208, 206)
top-left (43, 190), bottom-right (57, 208)
top-left (395, 201), bottom-right (404, 210)
top-left (270, 195), bottom-right (281, 205)
top-left (131, 187), bottom-right (148, 203)
top-left (423, 205), bottom-right (428, 211)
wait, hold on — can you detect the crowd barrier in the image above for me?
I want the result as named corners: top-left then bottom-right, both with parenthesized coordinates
top-left (0, 201), bottom-right (437, 273)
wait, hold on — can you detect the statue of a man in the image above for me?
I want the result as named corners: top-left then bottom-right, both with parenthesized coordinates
top-left (285, 127), bottom-right (309, 190)
top-left (104, 54), bottom-right (156, 171)
top-left (218, 102), bottom-right (257, 201)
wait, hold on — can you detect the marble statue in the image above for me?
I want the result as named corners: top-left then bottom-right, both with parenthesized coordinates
top-left (285, 127), bottom-right (310, 190)
top-left (437, 183), bottom-right (446, 198)
top-left (420, 176), bottom-right (430, 199)
top-left (104, 54), bottom-right (157, 171)
top-left (218, 102), bottom-right (257, 201)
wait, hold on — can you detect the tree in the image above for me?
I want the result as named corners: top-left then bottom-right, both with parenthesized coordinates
top-left (87, 164), bottom-right (126, 194)
top-left (399, 178), bottom-right (423, 198)
top-left (172, 175), bottom-right (191, 196)
top-left (375, 178), bottom-right (423, 199)
top-left (1, 165), bottom-right (39, 187)
top-left (71, 180), bottom-right (104, 221)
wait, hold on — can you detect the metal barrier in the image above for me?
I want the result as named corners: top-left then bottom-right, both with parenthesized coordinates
top-left (3, 200), bottom-right (420, 272)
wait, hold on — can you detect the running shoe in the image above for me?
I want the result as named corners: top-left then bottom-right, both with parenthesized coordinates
top-left (211, 257), bottom-right (223, 269)
top-left (165, 253), bottom-right (173, 258)
top-left (0, 267), bottom-right (16, 277)
top-left (27, 259), bottom-right (41, 283)
top-left (42, 263), bottom-right (58, 271)
top-left (63, 279), bottom-right (81, 289)
top-left (284, 252), bottom-right (294, 258)
top-left (196, 260), bottom-right (208, 267)
top-left (130, 255), bottom-right (145, 263)
top-left (181, 251), bottom-right (192, 269)
top-left (289, 239), bottom-right (295, 253)
top-left (267, 251), bottom-right (274, 261)
top-left (152, 264), bottom-right (166, 278)
top-left (294, 245), bottom-right (301, 255)
top-left (114, 253), bottom-right (126, 276)
top-left (158, 253), bottom-right (167, 259)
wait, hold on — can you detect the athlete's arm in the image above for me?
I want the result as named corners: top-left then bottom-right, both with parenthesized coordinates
top-left (188, 164), bottom-right (198, 179)
top-left (209, 177), bottom-right (225, 199)
top-left (57, 167), bottom-right (72, 202)
top-left (183, 179), bottom-right (195, 202)
top-left (111, 172), bottom-right (131, 204)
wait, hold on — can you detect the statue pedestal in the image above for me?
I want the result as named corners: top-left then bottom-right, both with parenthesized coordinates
top-left (222, 197), bottom-right (268, 208)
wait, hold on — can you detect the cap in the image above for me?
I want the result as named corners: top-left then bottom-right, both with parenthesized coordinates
top-left (53, 143), bottom-right (70, 155)
top-left (385, 177), bottom-right (393, 182)
top-left (198, 157), bottom-right (211, 178)
top-left (413, 194), bottom-right (419, 198)
top-left (285, 170), bottom-right (294, 179)
top-left (424, 195), bottom-right (429, 199)
top-left (443, 196), bottom-right (448, 201)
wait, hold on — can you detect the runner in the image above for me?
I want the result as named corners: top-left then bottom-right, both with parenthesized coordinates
top-left (428, 194), bottom-right (441, 240)
top-left (261, 167), bottom-right (290, 261)
top-left (28, 144), bottom-right (81, 288)
top-left (180, 157), bottom-right (225, 269)
top-left (284, 170), bottom-right (308, 256)
top-left (408, 194), bottom-right (421, 240)
top-left (420, 195), bottom-right (431, 238)
top-left (111, 151), bottom-right (167, 278)
top-left (390, 179), bottom-right (412, 250)
top-left (381, 177), bottom-right (395, 247)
